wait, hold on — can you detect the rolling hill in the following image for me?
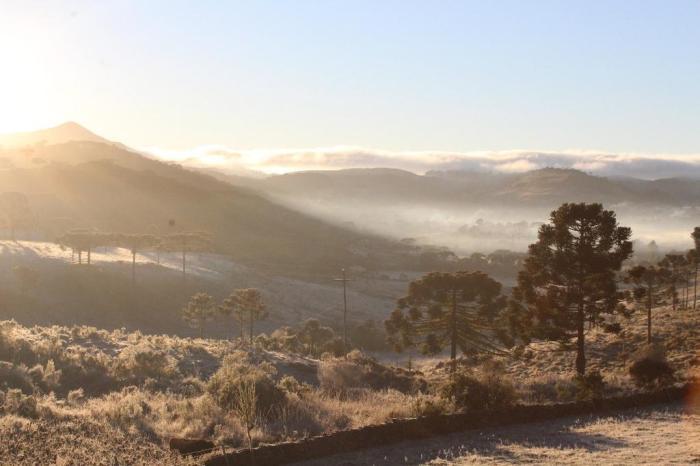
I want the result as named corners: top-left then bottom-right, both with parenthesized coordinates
top-left (0, 126), bottom-right (421, 276)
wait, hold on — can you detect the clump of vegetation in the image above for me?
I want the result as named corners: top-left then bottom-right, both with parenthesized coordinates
top-left (207, 352), bottom-right (285, 415)
top-left (319, 350), bottom-right (425, 395)
top-left (0, 388), bottom-right (38, 418)
top-left (437, 364), bottom-right (516, 412)
top-left (629, 345), bottom-right (675, 388)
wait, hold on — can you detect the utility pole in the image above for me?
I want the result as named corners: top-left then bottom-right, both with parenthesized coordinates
top-left (334, 268), bottom-right (352, 355)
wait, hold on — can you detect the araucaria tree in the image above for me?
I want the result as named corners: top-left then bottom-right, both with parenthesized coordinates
top-left (116, 233), bottom-right (160, 284)
top-left (659, 253), bottom-right (686, 311)
top-left (221, 288), bottom-right (268, 345)
top-left (509, 203), bottom-right (633, 376)
top-left (385, 271), bottom-right (507, 373)
top-left (182, 292), bottom-right (217, 338)
top-left (624, 265), bottom-right (670, 344)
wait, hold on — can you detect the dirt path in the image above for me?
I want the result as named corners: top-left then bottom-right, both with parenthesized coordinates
top-left (294, 403), bottom-right (699, 465)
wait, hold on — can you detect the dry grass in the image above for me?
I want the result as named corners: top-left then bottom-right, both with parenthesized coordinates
top-left (0, 297), bottom-right (697, 464)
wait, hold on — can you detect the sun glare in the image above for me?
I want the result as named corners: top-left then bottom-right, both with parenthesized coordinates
top-left (0, 19), bottom-right (64, 134)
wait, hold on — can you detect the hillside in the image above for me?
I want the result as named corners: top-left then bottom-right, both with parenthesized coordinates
top-left (0, 240), bottom-right (405, 337)
top-left (251, 167), bottom-right (700, 208)
top-left (0, 133), bottom-right (423, 276)
top-left (0, 122), bottom-right (112, 148)
top-left (0, 295), bottom-right (697, 464)
top-left (229, 167), bottom-right (700, 252)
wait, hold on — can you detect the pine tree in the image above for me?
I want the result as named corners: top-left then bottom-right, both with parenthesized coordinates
top-left (508, 203), bottom-right (633, 376)
top-left (182, 292), bottom-right (217, 338)
top-left (385, 271), bottom-right (507, 373)
top-left (220, 289), bottom-right (268, 345)
top-left (624, 265), bottom-right (670, 344)
top-left (659, 254), bottom-right (687, 311)
top-left (116, 234), bottom-right (160, 284)
top-left (161, 232), bottom-right (211, 280)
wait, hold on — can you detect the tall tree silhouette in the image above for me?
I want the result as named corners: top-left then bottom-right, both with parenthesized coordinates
top-left (117, 234), bottom-right (160, 284)
top-left (181, 292), bottom-right (217, 338)
top-left (659, 253), bottom-right (686, 311)
top-left (57, 230), bottom-right (106, 265)
top-left (385, 271), bottom-right (507, 373)
top-left (219, 291), bottom-right (246, 340)
top-left (220, 288), bottom-right (268, 345)
top-left (162, 232), bottom-right (211, 280)
top-left (509, 203), bottom-right (633, 376)
top-left (624, 265), bottom-right (670, 344)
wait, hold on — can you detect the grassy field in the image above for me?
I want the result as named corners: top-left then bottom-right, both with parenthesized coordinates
top-left (0, 292), bottom-right (697, 464)
top-left (296, 403), bottom-right (699, 465)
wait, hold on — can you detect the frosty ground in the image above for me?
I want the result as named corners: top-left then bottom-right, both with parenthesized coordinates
top-left (297, 403), bottom-right (699, 465)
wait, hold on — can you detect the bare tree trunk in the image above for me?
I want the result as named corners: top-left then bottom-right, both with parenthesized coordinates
top-left (450, 289), bottom-right (457, 374)
top-left (694, 264), bottom-right (698, 311)
top-left (647, 283), bottom-right (653, 344)
top-left (576, 301), bottom-right (586, 376)
top-left (182, 250), bottom-right (186, 280)
top-left (87, 247), bottom-right (91, 265)
top-left (78, 251), bottom-right (82, 265)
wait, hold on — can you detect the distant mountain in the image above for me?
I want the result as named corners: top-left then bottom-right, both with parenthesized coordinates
top-left (247, 167), bottom-right (700, 207)
top-left (0, 129), bottom-right (423, 276)
top-left (0, 122), bottom-right (112, 148)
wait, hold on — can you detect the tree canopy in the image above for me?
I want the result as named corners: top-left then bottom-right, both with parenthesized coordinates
top-left (385, 271), bottom-right (507, 372)
top-left (508, 203), bottom-right (633, 375)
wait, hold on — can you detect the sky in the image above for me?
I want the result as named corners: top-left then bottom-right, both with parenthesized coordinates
top-left (1, 0), bottom-right (699, 158)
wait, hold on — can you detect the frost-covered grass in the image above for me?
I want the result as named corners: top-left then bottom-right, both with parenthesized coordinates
top-left (297, 403), bottom-right (699, 465)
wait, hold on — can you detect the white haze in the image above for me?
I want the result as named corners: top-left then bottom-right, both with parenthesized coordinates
top-left (144, 146), bottom-right (700, 179)
top-left (143, 145), bottom-right (700, 254)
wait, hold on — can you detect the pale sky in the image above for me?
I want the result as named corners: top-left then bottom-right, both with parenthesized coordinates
top-left (1, 0), bottom-right (699, 154)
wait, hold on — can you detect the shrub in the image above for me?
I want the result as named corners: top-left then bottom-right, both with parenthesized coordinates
top-left (277, 375), bottom-right (310, 397)
top-left (1, 389), bottom-right (38, 418)
top-left (67, 388), bottom-right (86, 405)
top-left (410, 395), bottom-right (448, 417)
top-left (523, 376), bottom-right (560, 403)
top-left (573, 370), bottom-right (605, 400)
top-left (629, 345), bottom-right (675, 388)
top-left (438, 370), bottom-right (516, 411)
top-left (112, 346), bottom-right (179, 387)
top-left (0, 362), bottom-right (36, 394)
top-left (318, 352), bottom-right (424, 395)
top-left (207, 353), bottom-right (285, 416)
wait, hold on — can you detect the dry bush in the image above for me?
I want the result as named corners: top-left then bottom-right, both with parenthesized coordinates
top-left (207, 352), bottom-right (285, 415)
top-left (0, 362), bottom-right (36, 394)
top-left (630, 345), bottom-right (675, 388)
top-left (438, 366), bottom-right (516, 412)
top-left (318, 350), bottom-right (424, 395)
top-left (0, 389), bottom-right (38, 418)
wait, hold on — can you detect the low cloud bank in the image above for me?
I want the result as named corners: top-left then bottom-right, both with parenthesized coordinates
top-left (144, 146), bottom-right (700, 179)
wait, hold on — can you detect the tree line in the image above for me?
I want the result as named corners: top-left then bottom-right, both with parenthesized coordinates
top-left (386, 203), bottom-right (700, 379)
top-left (56, 230), bottom-right (211, 281)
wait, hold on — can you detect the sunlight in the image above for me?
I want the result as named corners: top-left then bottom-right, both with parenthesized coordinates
top-left (0, 18), bottom-right (63, 134)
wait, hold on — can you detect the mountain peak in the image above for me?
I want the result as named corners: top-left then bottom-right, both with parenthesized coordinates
top-left (0, 121), bottom-right (110, 148)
